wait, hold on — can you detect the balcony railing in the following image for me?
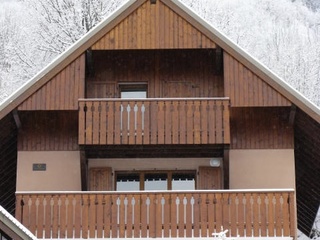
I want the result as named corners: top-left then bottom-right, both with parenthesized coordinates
top-left (78, 98), bottom-right (230, 145)
top-left (16, 190), bottom-right (295, 239)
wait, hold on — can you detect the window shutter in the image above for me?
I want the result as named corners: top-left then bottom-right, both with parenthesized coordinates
top-left (198, 166), bottom-right (222, 190)
top-left (89, 167), bottom-right (113, 191)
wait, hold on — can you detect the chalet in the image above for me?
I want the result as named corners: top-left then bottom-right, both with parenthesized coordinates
top-left (0, 0), bottom-right (319, 239)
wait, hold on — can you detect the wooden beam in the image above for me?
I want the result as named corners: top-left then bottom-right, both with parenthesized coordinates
top-left (80, 150), bottom-right (88, 191)
top-left (12, 110), bottom-right (21, 129)
top-left (289, 104), bottom-right (296, 126)
top-left (223, 146), bottom-right (230, 189)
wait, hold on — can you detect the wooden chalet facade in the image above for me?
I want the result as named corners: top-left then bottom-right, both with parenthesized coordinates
top-left (0, 0), bottom-right (320, 239)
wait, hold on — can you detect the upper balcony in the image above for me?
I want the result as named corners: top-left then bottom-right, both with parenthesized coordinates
top-left (78, 98), bottom-right (230, 145)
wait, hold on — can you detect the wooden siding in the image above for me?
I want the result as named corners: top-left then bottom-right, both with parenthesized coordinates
top-left (92, 1), bottom-right (215, 50)
top-left (79, 98), bottom-right (230, 145)
top-left (0, 114), bottom-right (17, 215)
top-left (18, 54), bottom-right (85, 111)
top-left (87, 49), bottom-right (224, 98)
top-left (224, 52), bottom-right (291, 107)
top-left (18, 111), bottom-right (79, 151)
top-left (16, 190), bottom-right (296, 239)
top-left (230, 107), bottom-right (294, 149)
top-left (294, 108), bottom-right (320, 235)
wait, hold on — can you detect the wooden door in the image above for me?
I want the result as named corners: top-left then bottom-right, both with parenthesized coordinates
top-left (198, 166), bottom-right (222, 189)
top-left (89, 167), bottom-right (113, 191)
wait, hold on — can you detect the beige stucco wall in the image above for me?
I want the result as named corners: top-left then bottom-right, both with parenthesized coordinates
top-left (229, 149), bottom-right (295, 189)
top-left (17, 151), bottom-right (81, 191)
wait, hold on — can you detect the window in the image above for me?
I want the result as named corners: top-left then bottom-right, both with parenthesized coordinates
top-left (116, 171), bottom-right (196, 191)
top-left (119, 83), bottom-right (147, 98)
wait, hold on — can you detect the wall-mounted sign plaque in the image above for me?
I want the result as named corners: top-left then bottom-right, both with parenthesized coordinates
top-left (32, 163), bottom-right (46, 171)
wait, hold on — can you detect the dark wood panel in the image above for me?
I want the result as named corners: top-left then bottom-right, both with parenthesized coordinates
top-left (224, 52), bottom-right (291, 107)
top-left (230, 107), bottom-right (294, 149)
top-left (18, 111), bottom-right (79, 151)
top-left (18, 54), bottom-right (85, 111)
top-left (0, 114), bottom-right (17, 215)
top-left (86, 49), bottom-right (224, 98)
top-left (92, 1), bottom-right (216, 50)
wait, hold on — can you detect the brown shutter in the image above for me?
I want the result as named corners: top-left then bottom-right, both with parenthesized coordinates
top-left (89, 167), bottom-right (113, 191)
top-left (198, 166), bottom-right (222, 190)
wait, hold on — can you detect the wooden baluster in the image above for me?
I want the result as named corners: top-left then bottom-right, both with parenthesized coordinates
top-left (28, 195), bottom-right (37, 236)
top-left (179, 101), bottom-right (187, 144)
top-left (282, 192), bottom-right (290, 236)
top-left (96, 195), bottom-right (103, 238)
top-left (44, 195), bottom-right (52, 239)
top-left (193, 193), bottom-right (200, 237)
top-left (186, 101), bottom-right (193, 144)
top-left (15, 194), bottom-right (23, 222)
top-left (216, 101), bottom-right (223, 143)
top-left (135, 102), bottom-right (143, 144)
top-left (223, 100), bottom-right (231, 143)
top-left (222, 193), bottom-right (231, 237)
top-left (85, 102), bottom-right (93, 145)
top-left (119, 195), bottom-right (126, 238)
top-left (74, 195), bottom-right (82, 239)
top-left (163, 194), bottom-right (170, 237)
top-left (141, 194), bottom-right (148, 237)
top-left (178, 194), bottom-right (185, 237)
top-left (200, 193), bottom-right (209, 237)
top-left (289, 192), bottom-right (296, 238)
top-left (59, 195), bottom-right (67, 238)
top-left (170, 193), bottom-right (178, 237)
top-left (194, 100), bottom-right (201, 144)
top-left (129, 102), bottom-right (136, 144)
top-left (81, 195), bottom-right (89, 239)
top-left (114, 101), bottom-right (122, 144)
top-left (157, 101), bottom-right (165, 144)
top-left (78, 101), bottom-right (86, 144)
top-left (150, 101), bottom-right (158, 144)
top-left (92, 101), bottom-right (100, 145)
top-left (260, 193), bottom-right (268, 237)
top-left (36, 195), bottom-right (45, 238)
top-left (100, 101), bottom-right (107, 145)
top-left (208, 100), bottom-right (216, 144)
top-left (51, 195), bottom-right (60, 239)
top-left (111, 195), bottom-right (119, 238)
top-left (200, 101), bottom-right (208, 144)
top-left (89, 194), bottom-right (97, 238)
top-left (134, 194), bottom-right (141, 238)
top-left (245, 193), bottom-right (253, 237)
top-left (185, 193), bottom-right (193, 237)
top-left (143, 101), bottom-right (150, 144)
top-left (172, 100), bottom-right (179, 144)
top-left (126, 195), bottom-right (133, 238)
top-left (106, 101), bottom-right (114, 144)
top-left (237, 193), bottom-right (245, 237)
top-left (267, 193), bottom-right (275, 236)
top-left (165, 101), bottom-right (172, 144)
top-left (275, 193), bottom-right (283, 236)
top-left (155, 194), bottom-right (163, 238)
top-left (66, 195), bottom-right (74, 238)
top-left (149, 194), bottom-right (156, 238)
top-left (230, 193), bottom-right (238, 237)
top-left (104, 194), bottom-right (112, 238)
top-left (253, 193), bottom-right (260, 237)
top-left (122, 101), bottom-right (129, 144)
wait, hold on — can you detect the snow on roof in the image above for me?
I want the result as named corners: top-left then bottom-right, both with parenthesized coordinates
top-left (0, 205), bottom-right (38, 240)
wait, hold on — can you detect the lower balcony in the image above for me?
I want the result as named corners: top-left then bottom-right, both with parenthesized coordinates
top-left (16, 190), bottom-right (295, 239)
top-left (78, 98), bottom-right (230, 145)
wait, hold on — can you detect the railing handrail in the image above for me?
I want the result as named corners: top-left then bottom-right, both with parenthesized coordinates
top-left (16, 189), bottom-right (295, 195)
top-left (78, 97), bottom-right (230, 102)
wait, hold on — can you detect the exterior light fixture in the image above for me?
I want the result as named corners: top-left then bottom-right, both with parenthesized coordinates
top-left (209, 158), bottom-right (221, 167)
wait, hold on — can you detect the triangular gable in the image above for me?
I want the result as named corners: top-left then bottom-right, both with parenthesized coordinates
top-left (92, 0), bottom-right (216, 50)
top-left (0, 0), bottom-right (319, 123)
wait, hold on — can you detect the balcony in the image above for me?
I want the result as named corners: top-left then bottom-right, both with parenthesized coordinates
top-left (16, 190), bottom-right (295, 239)
top-left (78, 98), bottom-right (230, 145)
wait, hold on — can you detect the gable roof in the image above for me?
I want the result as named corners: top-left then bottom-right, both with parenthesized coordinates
top-left (0, 0), bottom-right (319, 123)
top-left (0, 205), bottom-right (38, 240)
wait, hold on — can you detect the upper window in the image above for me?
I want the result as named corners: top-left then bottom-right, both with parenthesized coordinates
top-left (119, 83), bottom-right (147, 99)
